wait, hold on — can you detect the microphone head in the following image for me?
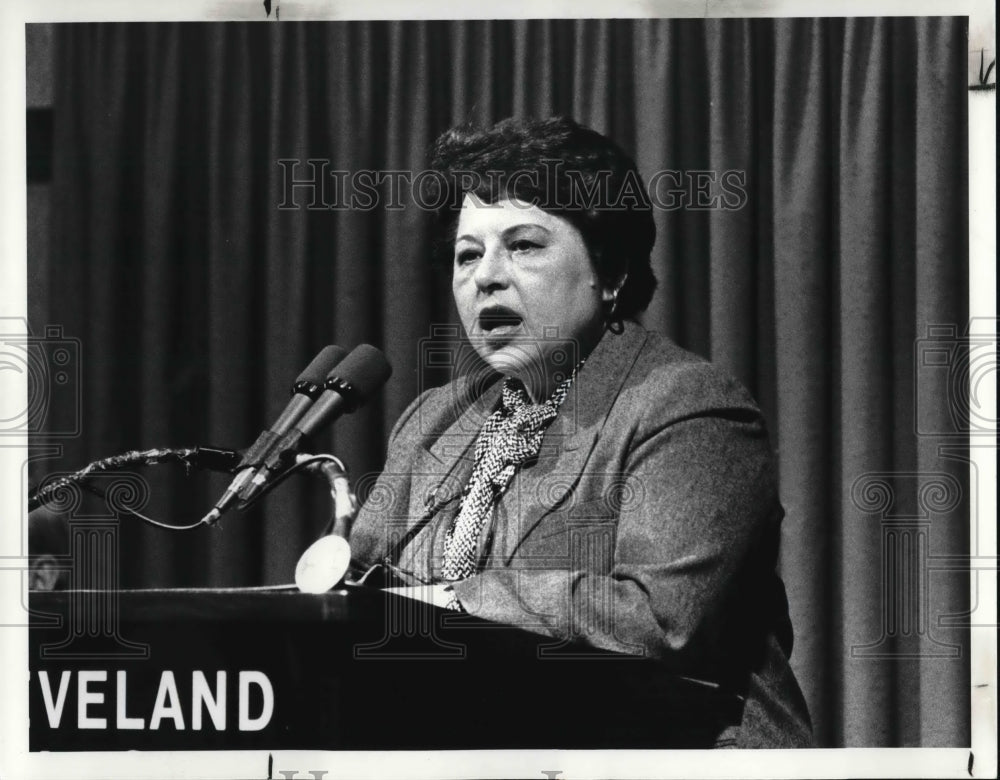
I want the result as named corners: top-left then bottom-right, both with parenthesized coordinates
top-left (327, 344), bottom-right (393, 408)
top-left (297, 345), bottom-right (348, 387)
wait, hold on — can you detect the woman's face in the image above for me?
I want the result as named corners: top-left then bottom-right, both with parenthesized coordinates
top-left (452, 195), bottom-right (612, 399)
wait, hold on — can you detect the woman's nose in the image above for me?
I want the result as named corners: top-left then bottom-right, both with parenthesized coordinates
top-left (472, 244), bottom-right (511, 291)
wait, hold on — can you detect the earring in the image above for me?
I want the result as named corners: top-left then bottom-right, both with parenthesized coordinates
top-left (607, 289), bottom-right (625, 334)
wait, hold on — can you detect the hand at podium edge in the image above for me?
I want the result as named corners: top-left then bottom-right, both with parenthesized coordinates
top-left (382, 582), bottom-right (456, 609)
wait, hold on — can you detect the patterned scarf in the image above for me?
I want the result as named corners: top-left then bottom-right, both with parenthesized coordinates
top-left (440, 365), bottom-right (581, 581)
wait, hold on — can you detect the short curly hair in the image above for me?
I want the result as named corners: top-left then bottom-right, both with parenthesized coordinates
top-left (426, 116), bottom-right (657, 321)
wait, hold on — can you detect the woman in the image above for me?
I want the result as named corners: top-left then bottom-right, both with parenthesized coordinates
top-left (347, 117), bottom-right (812, 748)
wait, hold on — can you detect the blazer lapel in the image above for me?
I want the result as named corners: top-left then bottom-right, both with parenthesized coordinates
top-left (497, 323), bottom-right (650, 563)
top-left (402, 377), bottom-right (502, 537)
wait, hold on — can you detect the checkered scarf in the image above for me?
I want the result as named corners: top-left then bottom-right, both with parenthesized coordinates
top-left (441, 366), bottom-right (581, 581)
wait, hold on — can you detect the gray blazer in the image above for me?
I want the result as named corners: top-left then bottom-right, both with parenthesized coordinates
top-left (351, 321), bottom-right (813, 748)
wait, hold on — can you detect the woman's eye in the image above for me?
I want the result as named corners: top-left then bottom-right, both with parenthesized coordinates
top-left (455, 249), bottom-right (481, 265)
top-left (509, 239), bottom-right (541, 253)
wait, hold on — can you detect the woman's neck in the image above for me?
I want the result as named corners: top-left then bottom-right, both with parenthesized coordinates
top-left (516, 324), bottom-right (605, 402)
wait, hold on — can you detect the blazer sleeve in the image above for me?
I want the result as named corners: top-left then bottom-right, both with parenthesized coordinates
top-left (451, 362), bottom-right (782, 676)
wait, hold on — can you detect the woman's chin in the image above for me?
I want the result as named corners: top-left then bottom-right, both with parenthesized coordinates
top-left (472, 340), bottom-right (542, 382)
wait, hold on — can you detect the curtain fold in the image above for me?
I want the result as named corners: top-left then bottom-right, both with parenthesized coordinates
top-left (772, 17), bottom-right (838, 747)
top-left (37, 18), bottom-right (970, 747)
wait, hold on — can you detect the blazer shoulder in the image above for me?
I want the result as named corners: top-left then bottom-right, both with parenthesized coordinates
top-left (387, 371), bottom-right (498, 448)
top-left (623, 330), bottom-right (763, 424)
top-left (387, 386), bottom-right (434, 445)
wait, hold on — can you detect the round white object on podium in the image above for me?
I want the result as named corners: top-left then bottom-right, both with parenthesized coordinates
top-left (295, 534), bottom-right (351, 594)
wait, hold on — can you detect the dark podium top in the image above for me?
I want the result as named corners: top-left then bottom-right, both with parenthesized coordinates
top-left (28, 587), bottom-right (743, 751)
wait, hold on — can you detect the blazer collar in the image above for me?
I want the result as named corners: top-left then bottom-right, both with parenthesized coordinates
top-left (539, 320), bottom-right (649, 451)
top-left (413, 373), bottom-right (501, 515)
top-left (425, 373), bottom-right (501, 464)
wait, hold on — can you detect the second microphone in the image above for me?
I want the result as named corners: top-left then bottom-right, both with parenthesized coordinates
top-left (236, 344), bottom-right (392, 508)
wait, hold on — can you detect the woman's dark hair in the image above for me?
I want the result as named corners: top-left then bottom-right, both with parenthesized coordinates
top-left (426, 116), bottom-right (657, 321)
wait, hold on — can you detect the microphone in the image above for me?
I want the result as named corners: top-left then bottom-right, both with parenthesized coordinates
top-left (200, 345), bottom-right (347, 525)
top-left (235, 344), bottom-right (392, 508)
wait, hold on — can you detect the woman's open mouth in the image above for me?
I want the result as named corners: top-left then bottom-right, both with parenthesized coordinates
top-left (478, 306), bottom-right (523, 337)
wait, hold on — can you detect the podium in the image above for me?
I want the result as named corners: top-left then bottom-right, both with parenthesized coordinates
top-left (28, 587), bottom-right (743, 751)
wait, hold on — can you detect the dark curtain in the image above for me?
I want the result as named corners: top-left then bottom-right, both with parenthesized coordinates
top-left (33, 19), bottom-right (970, 748)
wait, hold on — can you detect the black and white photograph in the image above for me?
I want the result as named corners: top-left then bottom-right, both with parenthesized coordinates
top-left (0, 1), bottom-right (995, 778)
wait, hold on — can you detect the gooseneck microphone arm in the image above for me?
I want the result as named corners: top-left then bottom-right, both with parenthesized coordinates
top-left (28, 445), bottom-right (243, 513)
top-left (27, 445), bottom-right (354, 533)
top-left (27, 446), bottom-right (244, 530)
